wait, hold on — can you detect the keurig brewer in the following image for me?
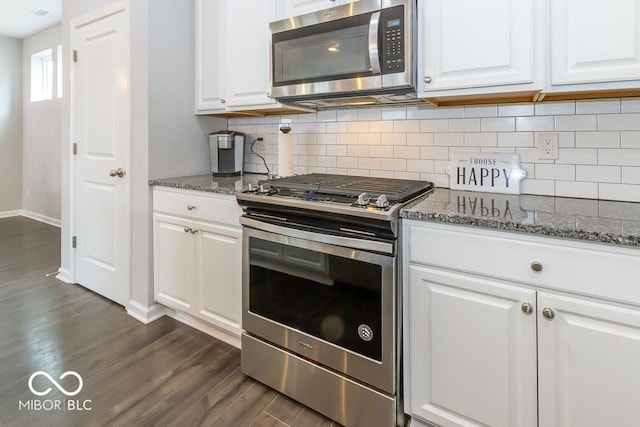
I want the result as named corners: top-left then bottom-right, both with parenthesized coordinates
top-left (208, 130), bottom-right (245, 176)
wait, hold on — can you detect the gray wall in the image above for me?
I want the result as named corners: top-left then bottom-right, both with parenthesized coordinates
top-left (147, 0), bottom-right (226, 179)
top-left (22, 24), bottom-right (62, 224)
top-left (0, 36), bottom-right (23, 214)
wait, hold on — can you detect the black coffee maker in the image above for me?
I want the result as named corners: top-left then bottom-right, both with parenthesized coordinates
top-left (208, 130), bottom-right (245, 176)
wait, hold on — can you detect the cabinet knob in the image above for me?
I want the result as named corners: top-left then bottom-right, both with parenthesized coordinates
top-left (221, 98), bottom-right (226, 104)
top-left (187, 205), bottom-right (196, 211)
top-left (542, 307), bottom-right (555, 320)
top-left (184, 227), bottom-right (191, 233)
top-left (521, 303), bottom-right (533, 315)
top-left (424, 76), bottom-right (432, 84)
top-left (190, 229), bottom-right (198, 234)
top-left (531, 261), bottom-right (543, 272)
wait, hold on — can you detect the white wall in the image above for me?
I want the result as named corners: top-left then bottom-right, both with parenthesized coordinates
top-left (147, 0), bottom-right (226, 179)
top-left (0, 36), bottom-right (23, 214)
top-left (233, 100), bottom-right (640, 203)
top-left (22, 24), bottom-right (62, 226)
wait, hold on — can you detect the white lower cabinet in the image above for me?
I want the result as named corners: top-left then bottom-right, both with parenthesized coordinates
top-left (153, 188), bottom-right (242, 347)
top-left (404, 220), bottom-right (640, 427)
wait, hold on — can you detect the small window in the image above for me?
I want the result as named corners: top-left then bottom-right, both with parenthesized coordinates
top-left (31, 48), bottom-right (53, 102)
top-left (57, 45), bottom-right (62, 98)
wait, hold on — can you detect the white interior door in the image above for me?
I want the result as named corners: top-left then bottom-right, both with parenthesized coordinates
top-left (73, 6), bottom-right (130, 306)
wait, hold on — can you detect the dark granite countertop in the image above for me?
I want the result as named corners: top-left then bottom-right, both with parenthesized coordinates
top-left (149, 173), bottom-right (268, 195)
top-left (401, 188), bottom-right (640, 248)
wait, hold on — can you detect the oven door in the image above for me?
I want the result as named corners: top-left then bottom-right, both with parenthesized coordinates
top-left (242, 219), bottom-right (396, 394)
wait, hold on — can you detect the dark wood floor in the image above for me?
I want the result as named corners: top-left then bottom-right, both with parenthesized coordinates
top-left (0, 216), bottom-right (336, 426)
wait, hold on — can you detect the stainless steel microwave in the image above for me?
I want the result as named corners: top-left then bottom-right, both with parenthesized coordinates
top-left (269, 0), bottom-right (415, 105)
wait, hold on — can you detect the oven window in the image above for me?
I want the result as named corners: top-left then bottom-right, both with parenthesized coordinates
top-left (249, 237), bottom-right (382, 361)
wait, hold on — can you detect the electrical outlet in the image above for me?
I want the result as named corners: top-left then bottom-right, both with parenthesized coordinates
top-left (254, 137), bottom-right (267, 154)
top-left (536, 132), bottom-right (559, 160)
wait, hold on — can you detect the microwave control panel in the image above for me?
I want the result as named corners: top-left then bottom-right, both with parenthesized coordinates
top-left (381, 6), bottom-right (405, 74)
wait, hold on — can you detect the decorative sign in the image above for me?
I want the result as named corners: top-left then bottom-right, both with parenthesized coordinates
top-left (446, 153), bottom-right (527, 195)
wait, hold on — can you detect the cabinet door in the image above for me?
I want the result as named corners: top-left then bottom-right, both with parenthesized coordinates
top-left (538, 292), bottom-right (640, 427)
top-left (224, 0), bottom-right (278, 108)
top-left (153, 214), bottom-right (196, 312)
top-left (409, 265), bottom-right (537, 427)
top-left (550, 0), bottom-right (640, 88)
top-left (195, 0), bottom-right (227, 112)
top-left (418, 0), bottom-right (539, 95)
top-left (194, 221), bottom-right (242, 335)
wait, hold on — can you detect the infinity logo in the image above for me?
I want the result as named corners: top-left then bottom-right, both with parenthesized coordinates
top-left (28, 371), bottom-right (84, 397)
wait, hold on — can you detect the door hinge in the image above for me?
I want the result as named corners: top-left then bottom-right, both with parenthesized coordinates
top-left (73, 50), bottom-right (78, 62)
top-left (72, 236), bottom-right (77, 248)
top-left (73, 143), bottom-right (77, 155)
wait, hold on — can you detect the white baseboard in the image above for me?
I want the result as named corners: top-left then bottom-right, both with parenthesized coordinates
top-left (170, 310), bottom-right (241, 349)
top-left (20, 210), bottom-right (61, 228)
top-left (127, 301), bottom-right (168, 324)
top-left (0, 210), bottom-right (21, 218)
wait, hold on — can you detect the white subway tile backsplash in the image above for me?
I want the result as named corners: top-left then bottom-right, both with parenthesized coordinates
top-left (347, 121), bottom-right (370, 133)
top-left (407, 133), bottom-right (434, 146)
top-left (535, 101), bottom-right (575, 116)
top-left (370, 146), bottom-right (394, 158)
top-left (516, 116), bottom-right (554, 132)
top-left (421, 146), bottom-right (450, 160)
top-left (557, 148), bottom-right (598, 165)
top-left (598, 113), bottom-right (640, 131)
top-left (407, 106), bottom-right (436, 120)
top-left (435, 106), bottom-right (465, 119)
top-left (407, 159), bottom-right (435, 173)
top-left (394, 120), bottom-right (421, 133)
top-left (449, 118), bottom-right (481, 132)
top-left (498, 132), bottom-right (534, 147)
top-left (465, 104), bottom-right (498, 118)
top-left (576, 99), bottom-right (621, 114)
top-left (393, 146), bottom-right (420, 159)
top-left (575, 132), bottom-right (620, 148)
top-left (464, 132), bottom-right (497, 147)
top-left (535, 164), bottom-right (576, 181)
top-left (369, 120), bottom-right (394, 133)
top-left (555, 181), bottom-right (598, 199)
top-left (599, 183), bottom-right (640, 202)
top-left (621, 132), bottom-right (640, 148)
top-left (382, 158), bottom-right (407, 171)
top-left (420, 119), bottom-right (449, 133)
top-left (358, 157), bottom-right (382, 170)
top-left (347, 145), bottom-right (369, 157)
top-left (435, 133), bottom-right (464, 147)
top-left (555, 115), bottom-right (597, 131)
top-left (246, 98), bottom-right (640, 202)
top-left (621, 98), bottom-right (640, 113)
top-left (381, 133), bottom-right (407, 146)
top-left (498, 103), bottom-right (534, 117)
top-left (622, 167), bottom-right (640, 184)
top-left (599, 149), bottom-right (640, 166)
top-left (481, 117), bottom-right (515, 132)
top-left (576, 165), bottom-right (621, 183)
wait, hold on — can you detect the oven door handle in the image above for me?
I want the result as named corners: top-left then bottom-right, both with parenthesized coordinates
top-left (240, 216), bottom-right (393, 255)
top-left (368, 11), bottom-right (382, 75)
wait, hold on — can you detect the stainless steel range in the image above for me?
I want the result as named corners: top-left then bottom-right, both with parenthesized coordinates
top-left (236, 173), bottom-right (433, 427)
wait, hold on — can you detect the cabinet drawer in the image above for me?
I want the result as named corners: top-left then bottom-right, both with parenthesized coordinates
top-left (153, 187), bottom-right (242, 226)
top-left (407, 222), bottom-right (640, 306)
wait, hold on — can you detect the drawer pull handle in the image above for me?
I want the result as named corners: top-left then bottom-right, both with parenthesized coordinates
top-left (521, 303), bottom-right (534, 315)
top-left (542, 307), bottom-right (555, 320)
top-left (187, 205), bottom-right (196, 211)
top-left (530, 261), bottom-right (543, 272)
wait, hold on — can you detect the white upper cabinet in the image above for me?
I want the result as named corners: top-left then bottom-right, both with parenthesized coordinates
top-left (547, 0), bottom-right (640, 92)
top-left (275, 0), bottom-right (360, 21)
top-left (195, 0), bottom-right (226, 112)
top-left (418, 0), bottom-right (542, 97)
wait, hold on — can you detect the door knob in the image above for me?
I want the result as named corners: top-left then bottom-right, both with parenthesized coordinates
top-left (109, 168), bottom-right (126, 178)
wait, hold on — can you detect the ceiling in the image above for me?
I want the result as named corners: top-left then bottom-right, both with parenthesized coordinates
top-left (0, 0), bottom-right (61, 39)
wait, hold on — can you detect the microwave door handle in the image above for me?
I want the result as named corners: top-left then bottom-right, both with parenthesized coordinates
top-left (368, 11), bottom-right (382, 74)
